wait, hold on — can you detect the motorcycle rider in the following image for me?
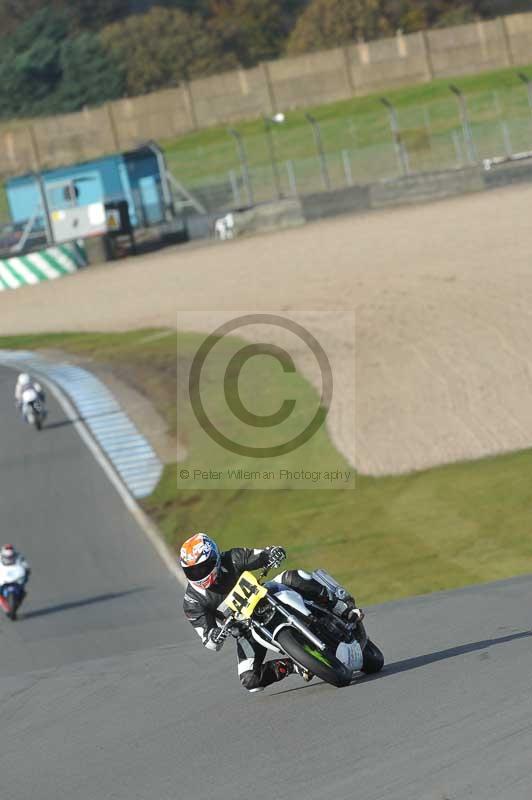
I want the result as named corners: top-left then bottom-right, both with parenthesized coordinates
top-left (15, 373), bottom-right (46, 412)
top-left (0, 544), bottom-right (30, 612)
top-left (181, 533), bottom-right (362, 693)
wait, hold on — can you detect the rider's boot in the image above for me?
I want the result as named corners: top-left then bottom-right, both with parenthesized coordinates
top-left (273, 658), bottom-right (313, 682)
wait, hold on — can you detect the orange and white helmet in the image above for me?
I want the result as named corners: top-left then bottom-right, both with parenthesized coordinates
top-left (180, 533), bottom-right (221, 589)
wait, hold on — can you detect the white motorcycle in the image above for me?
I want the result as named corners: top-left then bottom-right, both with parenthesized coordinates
top-left (218, 567), bottom-right (384, 688)
top-left (21, 387), bottom-right (47, 431)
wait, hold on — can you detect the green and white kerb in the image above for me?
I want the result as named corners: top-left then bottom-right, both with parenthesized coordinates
top-left (0, 242), bottom-right (86, 291)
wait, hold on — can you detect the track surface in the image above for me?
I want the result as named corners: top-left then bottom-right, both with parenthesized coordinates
top-left (0, 364), bottom-right (532, 799)
top-left (0, 365), bottom-right (185, 674)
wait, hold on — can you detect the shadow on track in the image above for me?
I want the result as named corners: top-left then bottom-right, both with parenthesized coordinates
top-left (43, 409), bottom-right (124, 431)
top-left (361, 630), bottom-right (532, 683)
top-left (23, 587), bottom-right (150, 619)
top-left (271, 630), bottom-right (532, 695)
top-left (41, 419), bottom-right (78, 431)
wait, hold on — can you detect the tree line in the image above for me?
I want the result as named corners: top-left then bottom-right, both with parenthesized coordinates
top-left (0, 0), bottom-right (529, 119)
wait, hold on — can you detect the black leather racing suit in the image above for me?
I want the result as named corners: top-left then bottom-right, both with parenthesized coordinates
top-left (183, 547), bottom-right (327, 692)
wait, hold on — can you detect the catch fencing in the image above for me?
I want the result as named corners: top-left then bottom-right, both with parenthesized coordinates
top-left (165, 81), bottom-right (532, 213)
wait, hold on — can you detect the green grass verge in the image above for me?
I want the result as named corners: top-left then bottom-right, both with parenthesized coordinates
top-left (2, 329), bottom-right (532, 605)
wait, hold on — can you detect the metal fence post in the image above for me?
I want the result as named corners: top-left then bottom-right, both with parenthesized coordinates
top-left (517, 72), bottom-right (532, 113)
top-left (227, 128), bottom-right (254, 206)
top-left (500, 121), bottom-right (512, 157)
top-left (285, 160), bottom-right (297, 196)
top-left (380, 97), bottom-right (410, 176)
top-left (449, 85), bottom-right (477, 164)
top-left (342, 150), bottom-right (354, 186)
top-left (263, 115), bottom-right (283, 200)
top-left (33, 171), bottom-right (53, 244)
top-left (305, 113), bottom-right (331, 191)
top-left (451, 130), bottom-right (464, 167)
top-left (228, 170), bottom-right (241, 206)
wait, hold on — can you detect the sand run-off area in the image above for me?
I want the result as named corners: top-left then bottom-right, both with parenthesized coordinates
top-left (2, 183), bottom-right (532, 475)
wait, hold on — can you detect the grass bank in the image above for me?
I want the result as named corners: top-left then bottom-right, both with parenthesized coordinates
top-left (2, 330), bottom-right (532, 605)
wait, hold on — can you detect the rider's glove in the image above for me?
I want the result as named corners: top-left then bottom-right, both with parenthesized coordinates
top-left (265, 546), bottom-right (286, 569)
top-left (207, 626), bottom-right (229, 651)
top-left (228, 622), bottom-right (245, 639)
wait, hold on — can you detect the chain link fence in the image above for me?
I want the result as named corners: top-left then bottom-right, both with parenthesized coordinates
top-left (164, 83), bottom-right (532, 215)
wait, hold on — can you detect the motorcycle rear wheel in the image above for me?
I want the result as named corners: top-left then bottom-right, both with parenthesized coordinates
top-left (276, 628), bottom-right (352, 688)
top-left (7, 593), bottom-right (18, 621)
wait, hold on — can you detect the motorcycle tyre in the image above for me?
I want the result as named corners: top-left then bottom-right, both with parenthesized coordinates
top-left (361, 638), bottom-right (384, 674)
top-left (276, 628), bottom-right (352, 688)
top-left (7, 593), bottom-right (18, 621)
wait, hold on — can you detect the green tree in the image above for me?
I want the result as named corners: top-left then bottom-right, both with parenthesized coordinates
top-left (432, 4), bottom-right (476, 27)
top-left (57, 33), bottom-right (125, 111)
top-left (286, 0), bottom-right (386, 54)
top-left (0, 0), bottom-right (45, 36)
top-left (0, 7), bottom-right (68, 116)
top-left (0, 0), bottom-right (132, 36)
top-left (101, 7), bottom-right (236, 96)
top-left (208, 0), bottom-right (289, 66)
top-left (475, 0), bottom-right (531, 14)
top-left (0, 6), bottom-right (124, 118)
top-left (61, 0), bottom-right (132, 31)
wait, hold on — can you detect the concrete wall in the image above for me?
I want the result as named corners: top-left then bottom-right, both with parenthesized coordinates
top-left (268, 48), bottom-right (353, 110)
top-left (191, 65), bottom-right (274, 126)
top-left (348, 32), bottom-right (432, 94)
top-left (425, 18), bottom-right (511, 78)
top-left (504, 13), bottom-right (532, 65)
top-left (110, 87), bottom-right (195, 150)
top-left (3, 12), bottom-right (532, 179)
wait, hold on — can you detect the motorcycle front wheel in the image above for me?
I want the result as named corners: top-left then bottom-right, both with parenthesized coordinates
top-left (276, 628), bottom-right (352, 688)
top-left (361, 638), bottom-right (384, 674)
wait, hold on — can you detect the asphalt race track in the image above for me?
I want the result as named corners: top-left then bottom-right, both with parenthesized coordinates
top-left (0, 364), bottom-right (531, 799)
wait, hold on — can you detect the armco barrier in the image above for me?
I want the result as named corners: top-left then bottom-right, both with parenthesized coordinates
top-left (369, 167), bottom-right (484, 208)
top-left (301, 186), bottom-right (371, 221)
top-left (225, 159), bottom-right (532, 235)
top-left (0, 242), bottom-right (86, 291)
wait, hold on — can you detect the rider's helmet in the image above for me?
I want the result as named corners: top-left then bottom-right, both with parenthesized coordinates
top-left (1, 545), bottom-right (16, 566)
top-left (180, 533), bottom-right (221, 589)
top-left (18, 373), bottom-right (31, 387)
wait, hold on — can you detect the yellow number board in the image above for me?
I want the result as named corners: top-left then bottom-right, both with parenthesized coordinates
top-left (225, 571), bottom-right (267, 620)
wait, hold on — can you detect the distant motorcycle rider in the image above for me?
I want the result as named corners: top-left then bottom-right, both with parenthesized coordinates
top-left (15, 373), bottom-right (45, 412)
top-left (0, 544), bottom-right (30, 612)
top-left (181, 533), bottom-right (362, 693)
